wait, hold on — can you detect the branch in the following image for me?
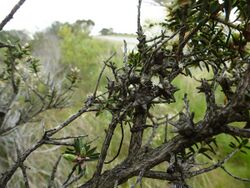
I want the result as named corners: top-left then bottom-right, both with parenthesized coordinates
top-left (187, 148), bottom-right (239, 178)
top-left (128, 106), bottom-right (147, 156)
top-left (221, 125), bottom-right (250, 138)
top-left (0, 0), bottom-right (26, 30)
top-left (131, 169), bottom-right (145, 188)
top-left (221, 166), bottom-right (250, 183)
top-left (45, 106), bottom-right (92, 137)
top-left (93, 52), bottom-right (116, 98)
top-left (137, 0), bottom-right (143, 36)
top-left (62, 164), bottom-right (78, 186)
top-left (0, 105), bottom-right (92, 187)
top-left (16, 146), bottom-right (30, 188)
top-left (94, 116), bottom-right (120, 176)
top-left (62, 170), bottom-right (85, 188)
top-left (48, 155), bottom-right (62, 188)
top-left (143, 170), bottom-right (177, 181)
top-left (104, 123), bottom-right (124, 164)
top-left (211, 16), bottom-right (243, 31)
top-left (94, 103), bottom-right (132, 177)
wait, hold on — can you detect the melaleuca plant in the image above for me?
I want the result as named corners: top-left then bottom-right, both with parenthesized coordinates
top-left (63, 137), bottom-right (100, 174)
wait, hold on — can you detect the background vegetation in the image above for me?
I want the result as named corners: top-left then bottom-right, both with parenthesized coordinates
top-left (1, 0), bottom-right (250, 187)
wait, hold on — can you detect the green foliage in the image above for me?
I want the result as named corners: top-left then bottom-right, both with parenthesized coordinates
top-left (63, 137), bottom-right (99, 174)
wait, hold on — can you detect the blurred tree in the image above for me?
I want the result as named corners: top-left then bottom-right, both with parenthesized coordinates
top-left (99, 28), bottom-right (114, 35)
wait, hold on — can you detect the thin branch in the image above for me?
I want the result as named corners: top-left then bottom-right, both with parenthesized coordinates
top-left (94, 103), bottom-right (132, 177)
top-left (104, 123), bottom-right (124, 164)
top-left (94, 117), bottom-right (119, 176)
top-left (20, 165), bottom-right (30, 188)
top-left (0, 104), bottom-right (92, 186)
top-left (48, 155), bottom-right (62, 188)
top-left (222, 125), bottom-right (250, 138)
top-left (137, 0), bottom-right (143, 36)
top-left (44, 140), bottom-right (74, 147)
top-left (93, 52), bottom-right (116, 98)
top-left (16, 144), bottom-right (30, 188)
top-left (62, 169), bottom-right (85, 188)
top-left (221, 166), bottom-right (250, 183)
top-left (50, 135), bottom-right (88, 141)
top-left (211, 16), bottom-right (243, 31)
top-left (123, 40), bottom-right (128, 68)
top-left (164, 115), bottom-right (168, 143)
top-left (131, 168), bottom-right (145, 188)
top-left (45, 106), bottom-right (92, 137)
top-left (143, 170), bottom-right (177, 181)
top-left (187, 148), bottom-right (239, 178)
top-left (62, 164), bottom-right (78, 186)
top-left (144, 123), bottom-right (158, 148)
top-left (145, 30), bottom-right (167, 43)
top-left (0, 0), bottom-right (26, 30)
top-left (148, 27), bottom-right (183, 54)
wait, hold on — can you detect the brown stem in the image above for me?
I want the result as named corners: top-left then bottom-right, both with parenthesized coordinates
top-left (0, 0), bottom-right (26, 31)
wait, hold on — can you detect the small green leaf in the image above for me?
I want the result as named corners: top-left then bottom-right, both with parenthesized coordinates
top-left (243, 145), bottom-right (250, 150)
top-left (232, 136), bottom-right (241, 144)
top-left (63, 154), bottom-right (77, 162)
top-left (89, 153), bottom-right (100, 160)
top-left (198, 147), bottom-right (209, 153)
top-left (229, 142), bottom-right (236, 148)
top-left (242, 139), bottom-right (249, 145)
top-left (202, 152), bottom-right (213, 160)
top-left (86, 146), bottom-right (97, 156)
top-left (189, 146), bottom-right (195, 154)
top-left (240, 150), bottom-right (247, 154)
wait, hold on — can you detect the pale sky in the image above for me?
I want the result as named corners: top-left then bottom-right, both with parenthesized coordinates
top-left (0, 0), bottom-right (165, 35)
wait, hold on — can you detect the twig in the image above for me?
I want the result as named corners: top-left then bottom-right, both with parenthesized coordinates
top-left (104, 123), bottom-right (124, 164)
top-left (16, 144), bottom-right (30, 188)
top-left (143, 170), bottom-right (177, 181)
top-left (145, 30), bottom-right (167, 43)
top-left (164, 115), bottom-right (168, 143)
top-left (149, 27), bottom-right (183, 55)
top-left (123, 40), bottom-right (128, 68)
top-left (137, 0), bottom-right (143, 36)
top-left (20, 164), bottom-right (30, 188)
top-left (62, 170), bottom-right (85, 188)
top-left (222, 125), bottom-right (250, 138)
top-left (221, 166), bottom-right (250, 182)
top-left (0, 0), bottom-right (26, 30)
top-left (131, 168), bottom-right (145, 188)
top-left (48, 155), bottom-right (62, 188)
top-left (0, 104), bottom-right (92, 186)
top-left (44, 140), bottom-right (74, 146)
top-left (94, 117), bottom-right (119, 177)
top-left (188, 148), bottom-right (239, 178)
top-left (94, 103), bottom-right (132, 177)
top-left (114, 180), bottom-right (119, 188)
top-left (145, 122), bottom-right (158, 148)
top-left (63, 164), bottom-right (78, 186)
top-left (93, 52), bottom-right (116, 98)
top-left (211, 16), bottom-right (243, 31)
top-left (45, 106), bottom-right (91, 137)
